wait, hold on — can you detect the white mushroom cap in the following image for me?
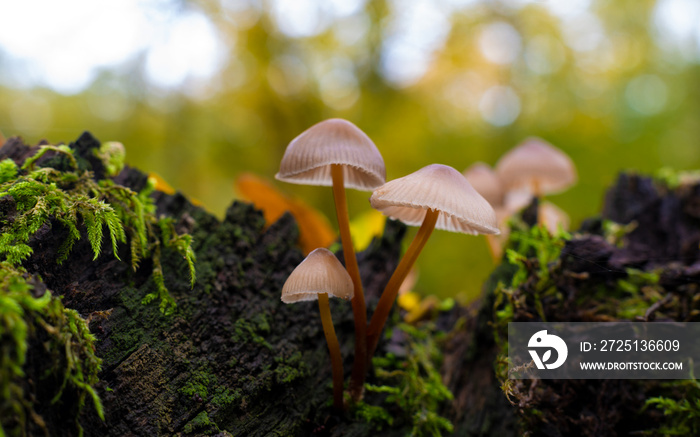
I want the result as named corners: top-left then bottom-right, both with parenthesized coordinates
top-left (276, 118), bottom-right (386, 191)
top-left (281, 248), bottom-right (354, 303)
top-left (463, 162), bottom-right (504, 208)
top-left (370, 164), bottom-right (500, 235)
top-left (495, 137), bottom-right (577, 195)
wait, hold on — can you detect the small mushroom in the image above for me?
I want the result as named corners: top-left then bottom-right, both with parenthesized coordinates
top-left (494, 137), bottom-right (577, 198)
top-left (276, 119), bottom-right (385, 190)
top-left (462, 162), bottom-right (504, 208)
top-left (282, 248), bottom-right (354, 410)
top-left (494, 137), bottom-right (576, 228)
top-left (276, 118), bottom-right (385, 400)
top-left (366, 164), bottom-right (499, 356)
top-left (463, 162), bottom-right (507, 261)
top-left (502, 188), bottom-right (533, 214)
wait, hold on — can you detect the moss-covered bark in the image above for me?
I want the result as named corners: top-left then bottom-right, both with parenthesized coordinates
top-left (485, 172), bottom-right (700, 436)
top-left (0, 133), bottom-right (415, 436)
top-left (4, 133), bottom-right (699, 437)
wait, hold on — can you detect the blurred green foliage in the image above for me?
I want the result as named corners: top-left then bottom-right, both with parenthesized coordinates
top-left (1, 0), bottom-right (698, 301)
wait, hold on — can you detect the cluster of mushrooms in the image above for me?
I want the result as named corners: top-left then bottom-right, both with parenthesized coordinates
top-left (463, 138), bottom-right (577, 260)
top-left (275, 119), bottom-right (574, 411)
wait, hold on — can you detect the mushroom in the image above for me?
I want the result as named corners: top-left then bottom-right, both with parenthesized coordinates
top-left (276, 118), bottom-right (385, 400)
top-left (463, 162), bottom-right (507, 261)
top-left (281, 248), bottom-right (354, 411)
top-left (502, 188), bottom-right (533, 214)
top-left (462, 162), bottom-right (504, 208)
top-left (494, 137), bottom-right (576, 199)
top-left (494, 137), bottom-right (576, 228)
top-left (366, 164), bottom-right (499, 356)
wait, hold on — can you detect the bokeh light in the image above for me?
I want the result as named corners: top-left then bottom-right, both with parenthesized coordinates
top-left (478, 21), bottom-right (522, 65)
top-left (479, 86), bottom-right (521, 126)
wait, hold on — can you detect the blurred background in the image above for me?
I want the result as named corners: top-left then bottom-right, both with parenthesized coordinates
top-left (0, 0), bottom-right (698, 302)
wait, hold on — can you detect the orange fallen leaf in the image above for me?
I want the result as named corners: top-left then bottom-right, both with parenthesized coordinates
top-left (236, 173), bottom-right (296, 226)
top-left (235, 173), bottom-right (336, 254)
top-left (148, 172), bottom-right (176, 195)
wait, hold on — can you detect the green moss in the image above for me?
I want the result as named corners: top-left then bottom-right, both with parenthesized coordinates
top-left (99, 283), bottom-right (181, 368)
top-left (22, 144), bottom-right (77, 172)
top-left (93, 141), bottom-right (125, 177)
top-left (51, 307), bottom-right (105, 427)
top-left (181, 367), bottom-right (213, 399)
top-left (252, 313), bottom-right (270, 335)
top-left (655, 167), bottom-right (700, 190)
top-left (354, 402), bottom-right (394, 430)
top-left (273, 351), bottom-right (307, 384)
top-left (232, 318), bottom-right (273, 350)
top-left (601, 219), bottom-right (637, 247)
top-left (182, 411), bottom-right (225, 435)
top-left (643, 377), bottom-right (700, 435)
top-left (504, 221), bottom-right (570, 291)
top-left (360, 322), bottom-right (454, 437)
top-left (489, 222), bottom-right (574, 390)
top-left (0, 137), bottom-right (197, 434)
top-left (0, 143), bottom-right (195, 314)
top-left (611, 268), bottom-right (663, 319)
top-left (0, 263), bottom-right (103, 436)
top-left (211, 387), bottom-right (243, 410)
top-left (0, 170), bottom-right (125, 265)
top-left (0, 159), bottom-right (18, 184)
top-left (490, 206), bottom-right (698, 434)
top-left (492, 223), bottom-right (570, 353)
top-left (180, 365), bottom-right (244, 417)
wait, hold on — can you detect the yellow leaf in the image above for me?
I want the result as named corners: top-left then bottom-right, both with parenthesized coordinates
top-left (398, 291), bottom-right (421, 312)
top-left (404, 295), bottom-right (440, 324)
top-left (349, 209), bottom-right (386, 251)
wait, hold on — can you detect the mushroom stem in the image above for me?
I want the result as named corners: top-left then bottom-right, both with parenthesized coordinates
top-left (531, 179), bottom-right (543, 226)
top-left (318, 292), bottom-right (344, 411)
top-left (367, 208), bottom-right (440, 358)
top-left (532, 178), bottom-right (541, 198)
top-left (485, 234), bottom-right (502, 263)
top-left (531, 179), bottom-right (544, 226)
top-left (330, 164), bottom-right (367, 401)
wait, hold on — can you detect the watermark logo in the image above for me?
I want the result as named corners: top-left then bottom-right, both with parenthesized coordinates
top-left (528, 329), bottom-right (568, 370)
top-left (510, 323), bottom-right (696, 379)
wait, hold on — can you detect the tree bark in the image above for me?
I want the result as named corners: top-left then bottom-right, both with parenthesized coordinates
top-left (5, 134), bottom-right (699, 437)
